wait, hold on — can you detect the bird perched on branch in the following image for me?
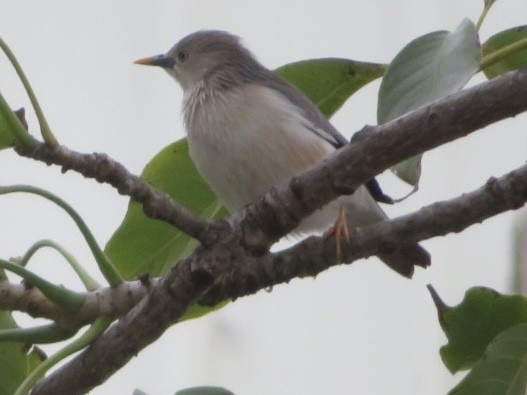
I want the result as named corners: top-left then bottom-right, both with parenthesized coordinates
top-left (135, 30), bottom-right (430, 277)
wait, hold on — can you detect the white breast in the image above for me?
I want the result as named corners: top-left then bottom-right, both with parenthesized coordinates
top-left (184, 84), bottom-right (336, 211)
top-left (183, 83), bottom-right (387, 233)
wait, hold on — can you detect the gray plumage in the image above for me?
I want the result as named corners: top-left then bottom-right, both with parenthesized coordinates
top-left (135, 30), bottom-right (431, 277)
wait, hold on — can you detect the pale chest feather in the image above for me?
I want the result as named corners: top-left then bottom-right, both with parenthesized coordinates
top-left (182, 83), bottom-right (336, 211)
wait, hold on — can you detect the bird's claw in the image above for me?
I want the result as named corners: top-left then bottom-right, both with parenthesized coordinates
top-left (323, 205), bottom-right (350, 262)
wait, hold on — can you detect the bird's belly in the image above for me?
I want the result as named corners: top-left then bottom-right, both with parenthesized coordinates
top-left (188, 120), bottom-right (333, 212)
top-left (185, 84), bottom-right (386, 234)
top-left (186, 86), bottom-right (336, 213)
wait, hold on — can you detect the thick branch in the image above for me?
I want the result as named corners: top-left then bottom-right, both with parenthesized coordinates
top-left (7, 164), bottom-right (525, 336)
top-left (234, 68), bottom-right (527, 251)
top-left (16, 147), bottom-right (211, 242)
top-left (203, 164), bottom-right (527, 302)
top-left (18, 70), bottom-right (527, 253)
top-left (31, 162), bottom-right (527, 395)
top-left (30, 69), bottom-right (527, 394)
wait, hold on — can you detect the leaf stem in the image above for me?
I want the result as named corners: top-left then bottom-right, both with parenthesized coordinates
top-left (0, 185), bottom-right (123, 286)
top-left (15, 239), bottom-right (100, 291)
top-left (0, 92), bottom-right (38, 151)
top-left (0, 37), bottom-right (58, 146)
top-left (0, 259), bottom-right (85, 311)
top-left (14, 317), bottom-right (112, 395)
top-left (0, 323), bottom-right (76, 344)
top-left (480, 36), bottom-right (527, 71)
top-left (475, 0), bottom-right (496, 32)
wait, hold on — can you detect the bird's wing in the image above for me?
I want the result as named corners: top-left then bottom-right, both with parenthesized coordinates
top-left (260, 72), bottom-right (394, 204)
top-left (262, 73), bottom-right (349, 148)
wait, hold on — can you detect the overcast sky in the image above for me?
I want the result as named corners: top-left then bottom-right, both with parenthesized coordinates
top-left (1, 1), bottom-right (527, 394)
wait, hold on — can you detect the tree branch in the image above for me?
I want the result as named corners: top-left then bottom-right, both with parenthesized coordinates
top-left (16, 146), bottom-right (211, 242)
top-left (202, 163), bottom-right (527, 303)
top-left (29, 69), bottom-right (527, 394)
top-left (230, 68), bottom-right (527, 252)
top-left (0, 279), bottom-right (156, 329)
top-left (17, 69), bottom-right (527, 252)
top-left (9, 155), bottom-right (526, 328)
top-left (30, 161), bottom-right (527, 395)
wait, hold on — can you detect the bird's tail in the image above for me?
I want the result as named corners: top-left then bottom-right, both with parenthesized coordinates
top-left (378, 243), bottom-right (431, 278)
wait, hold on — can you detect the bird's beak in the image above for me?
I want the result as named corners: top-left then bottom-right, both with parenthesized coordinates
top-left (134, 55), bottom-right (176, 69)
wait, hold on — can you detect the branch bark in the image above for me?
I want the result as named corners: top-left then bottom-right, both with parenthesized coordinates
top-left (16, 147), bottom-right (211, 242)
top-left (18, 68), bottom-right (527, 252)
top-left (0, 279), bottom-right (156, 329)
top-left (27, 69), bottom-right (527, 394)
top-left (207, 164), bottom-right (527, 303)
top-left (30, 161), bottom-right (527, 395)
top-left (7, 159), bottom-right (526, 329)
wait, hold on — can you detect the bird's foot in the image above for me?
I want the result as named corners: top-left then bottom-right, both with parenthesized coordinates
top-left (323, 205), bottom-right (350, 263)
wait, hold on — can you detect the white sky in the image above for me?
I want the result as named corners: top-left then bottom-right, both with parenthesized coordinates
top-left (1, 1), bottom-right (527, 394)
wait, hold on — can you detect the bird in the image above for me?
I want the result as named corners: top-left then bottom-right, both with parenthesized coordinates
top-left (134, 30), bottom-right (430, 277)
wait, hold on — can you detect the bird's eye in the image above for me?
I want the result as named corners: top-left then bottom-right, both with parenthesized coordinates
top-left (178, 51), bottom-right (188, 62)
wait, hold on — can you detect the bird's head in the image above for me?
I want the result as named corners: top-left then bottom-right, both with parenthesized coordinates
top-left (135, 30), bottom-right (262, 91)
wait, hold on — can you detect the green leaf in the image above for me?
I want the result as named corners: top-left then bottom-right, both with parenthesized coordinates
top-left (0, 312), bottom-right (45, 395)
top-left (481, 26), bottom-right (527, 79)
top-left (0, 98), bottom-right (24, 151)
top-left (429, 286), bottom-right (527, 373)
top-left (0, 91), bottom-right (37, 152)
top-left (26, 347), bottom-right (45, 374)
top-left (0, 108), bottom-right (15, 150)
top-left (448, 323), bottom-right (527, 395)
top-left (105, 140), bottom-right (229, 320)
top-left (105, 139), bottom-right (228, 280)
top-left (391, 156), bottom-right (422, 190)
top-left (276, 58), bottom-right (386, 118)
top-left (512, 210), bottom-right (527, 293)
top-left (378, 18), bottom-right (480, 185)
